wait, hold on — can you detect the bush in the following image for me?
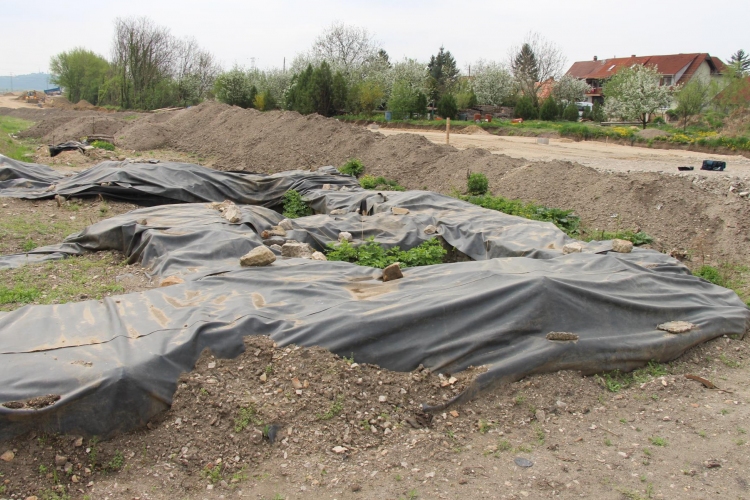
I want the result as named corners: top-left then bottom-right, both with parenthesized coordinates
top-left (461, 193), bottom-right (580, 236)
top-left (282, 190), bottom-right (312, 219)
top-left (514, 96), bottom-right (537, 120)
top-left (359, 175), bottom-right (405, 191)
top-left (326, 237), bottom-right (446, 269)
top-left (591, 102), bottom-right (605, 122)
top-left (456, 90), bottom-right (478, 109)
top-left (539, 96), bottom-right (559, 121)
top-left (90, 140), bottom-right (115, 151)
top-left (467, 172), bottom-right (489, 195)
top-left (340, 158), bottom-right (365, 177)
top-left (562, 103), bottom-right (580, 122)
top-left (437, 94), bottom-right (458, 120)
top-left (693, 265), bottom-right (725, 287)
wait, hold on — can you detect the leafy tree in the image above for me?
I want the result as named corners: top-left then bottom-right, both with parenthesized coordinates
top-left (728, 49), bottom-right (749, 76)
top-left (49, 48), bottom-right (109, 105)
top-left (353, 79), bottom-right (385, 115)
top-left (514, 95), bottom-right (537, 120)
top-left (309, 62), bottom-right (334, 116)
top-left (427, 46), bottom-right (459, 102)
top-left (285, 65), bottom-right (315, 114)
top-left (552, 75), bottom-right (590, 104)
top-left (591, 102), bottom-right (605, 122)
top-left (331, 70), bottom-right (348, 113)
top-left (539, 96), bottom-right (559, 121)
top-left (470, 60), bottom-right (513, 106)
top-left (214, 67), bottom-right (256, 108)
top-left (715, 64), bottom-right (750, 113)
top-left (509, 32), bottom-right (566, 107)
top-left (603, 65), bottom-right (673, 128)
top-left (562, 102), bottom-right (579, 121)
top-left (437, 93), bottom-right (458, 120)
top-left (388, 79), bottom-right (427, 119)
top-left (456, 89), bottom-right (477, 109)
top-left (673, 78), bottom-right (716, 130)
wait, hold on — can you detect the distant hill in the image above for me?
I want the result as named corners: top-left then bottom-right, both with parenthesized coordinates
top-left (0, 73), bottom-right (54, 92)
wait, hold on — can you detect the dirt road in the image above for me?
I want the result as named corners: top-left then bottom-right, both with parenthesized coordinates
top-left (376, 128), bottom-right (750, 178)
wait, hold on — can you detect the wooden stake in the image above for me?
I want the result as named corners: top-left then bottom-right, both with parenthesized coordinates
top-left (446, 117), bottom-right (450, 144)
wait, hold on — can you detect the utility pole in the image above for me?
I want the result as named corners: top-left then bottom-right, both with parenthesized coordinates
top-left (10, 72), bottom-right (13, 92)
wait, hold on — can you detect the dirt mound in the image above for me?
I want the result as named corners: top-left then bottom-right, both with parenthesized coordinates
top-left (72, 99), bottom-right (95, 110)
top-left (7, 101), bottom-right (750, 263)
top-left (460, 125), bottom-right (491, 135)
top-left (3, 92), bottom-right (15, 96)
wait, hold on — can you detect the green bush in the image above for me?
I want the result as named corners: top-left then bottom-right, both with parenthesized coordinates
top-left (90, 140), bottom-right (115, 151)
top-left (562, 103), bottom-right (580, 122)
top-left (437, 94), bottom-right (458, 120)
top-left (326, 237), bottom-right (446, 269)
top-left (282, 190), bottom-right (312, 219)
top-left (539, 97), bottom-right (559, 121)
top-left (591, 102), bottom-right (605, 122)
top-left (340, 158), bottom-right (365, 177)
top-left (467, 173), bottom-right (489, 195)
top-left (461, 193), bottom-right (580, 236)
top-left (514, 96), bottom-right (538, 120)
top-left (359, 175), bottom-right (405, 191)
top-left (693, 265), bottom-right (725, 287)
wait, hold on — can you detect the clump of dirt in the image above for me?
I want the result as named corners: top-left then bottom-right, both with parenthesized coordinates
top-left (459, 125), bottom-right (491, 135)
top-left (638, 128), bottom-right (670, 140)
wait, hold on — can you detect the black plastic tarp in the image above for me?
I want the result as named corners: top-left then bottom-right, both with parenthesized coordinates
top-left (0, 158), bottom-right (748, 440)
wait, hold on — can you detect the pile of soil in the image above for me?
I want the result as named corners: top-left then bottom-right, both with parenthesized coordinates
top-left (459, 125), bottom-right (492, 135)
top-left (7, 102), bottom-right (750, 263)
top-left (638, 128), bottom-right (670, 140)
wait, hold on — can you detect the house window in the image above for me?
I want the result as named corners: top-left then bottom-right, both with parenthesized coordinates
top-left (662, 76), bottom-right (673, 86)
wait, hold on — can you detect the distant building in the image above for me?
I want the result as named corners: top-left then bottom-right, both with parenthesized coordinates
top-left (565, 53), bottom-right (725, 104)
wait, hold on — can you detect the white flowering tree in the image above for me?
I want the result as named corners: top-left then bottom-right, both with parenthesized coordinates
top-left (552, 74), bottom-right (591, 104)
top-left (469, 60), bottom-right (513, 106)
top-left (603, 65), bottom-right (673, 128)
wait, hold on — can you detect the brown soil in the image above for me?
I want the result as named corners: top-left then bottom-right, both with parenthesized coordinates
top-left (6, 102), bottom-right (750, 264)
top-left (458, 125), bottom-right (491, 135)
top-left (1, 334), bottom-right (747, 500)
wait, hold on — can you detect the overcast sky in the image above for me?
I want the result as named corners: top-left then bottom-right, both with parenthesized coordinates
top-left (1, 0), bottom-right (747, 76)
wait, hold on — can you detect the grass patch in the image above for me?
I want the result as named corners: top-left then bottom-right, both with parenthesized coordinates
top-left (0, 253), bottom-right (127, 311)
top-left (359, 175), bottom-right (405, 191)
top-left (649, 436), bottom-right (668, 447)
top-left (317, 395), bottom-right (344, 420)
top-left (597, 361), bottom-right (669, 393)
top-left (234, 404), bottom-right (263, 432)
top-left (0, 115), bottom-right (35, 161)
top-left (326, 237), bottom-right (446, 269)
top-left (90, 140), bottom-right (115, 151)
top-left (692, 263), bottom-right (750, 306)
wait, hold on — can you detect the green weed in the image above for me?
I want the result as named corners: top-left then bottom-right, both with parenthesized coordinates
top-left (340, 158), bottom-right (364, 177)
top-left (326, 237), bottom-right (446, 269)
top-left (317, 395), bottom-right (344, 420)
top-left (234, 404), bottom-right (262, 432)
top-left (649, 436), bottom-right (667, 447)
top-left (281, 189), bottom-right (312, 219)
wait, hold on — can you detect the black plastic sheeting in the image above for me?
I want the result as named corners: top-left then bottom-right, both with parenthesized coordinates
top-left (0, 157), bottom-right (748, 440)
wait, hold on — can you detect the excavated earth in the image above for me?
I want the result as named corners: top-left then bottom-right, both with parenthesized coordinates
top-left (1, 103), bottom-right (749, 500)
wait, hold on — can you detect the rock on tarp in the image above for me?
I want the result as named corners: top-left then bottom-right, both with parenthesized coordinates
top-left (0, 159), bottom-right (748, 440)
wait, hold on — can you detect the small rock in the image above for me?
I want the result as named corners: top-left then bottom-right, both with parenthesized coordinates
top-left (71, 474), bottom-right (79, 483)
top-left (250, 429), bottom-right (263, 444)
top-left (311, 251), bottom-right (327, 261)
top-left (322, 184), bottom-right (332, 190)
top-left (281, 242), bottom-right (314, 259)
top-left (263, 236), bottom-right (286, 247)
top-left (0, 450), bottom-right (14, 462)
top-left (450, 410), bottom-right (459, 418)
top-left (618, 451), bottom-right (629, 458)
top-left (703, 459), bottom-right (721, 468)
top-left (332, 446), bottom-right (348, 454)
top-left (378, 395), bottom-right (387, 403)
top-left (329, 209), bottom-right (347, 215)
top-left (423, 225), bottom-right (437, 235)
top-left (514, 457), bottom-right (533, 468)
top-left (338, 231), bottom-right (353, 242)
top-left (136, 218), bottom-right (148, 226)
top-left (611, 239), bottom-right (634, 253)
top-left (240, 246), bottom-right (276, 267)
top-left (351, 484), bottom-right (361, 492)
top-left (657, 321), bottom-right (695, 334)
top-left (73, 436), bottom-right (83, 447)
top-left (562, 242), bottom-right (584, 254)
top-left (269, 244), bottom-right (283, 253)
top-left (278, 219), bottom-right (293, 231)
top-left (391, 207), bottom-right (410, 215)
top-left (292, 377), bottom-right (303, 390)
top-left (54, 455), bottom-right (67, 467)
top-left (159, 276), bottom-right (184, 287)
top-left (535, 409), bottom-right (546, 422)
top-left (260, 372), bottom-right (267, 382)
top-left (739, 191), bottom-right (749, 197)
top-left (382, 262), bottom-right (403, 282)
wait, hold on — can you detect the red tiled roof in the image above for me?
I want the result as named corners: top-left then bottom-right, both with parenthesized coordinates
top-left (566, 53), bottom-right (724, 84)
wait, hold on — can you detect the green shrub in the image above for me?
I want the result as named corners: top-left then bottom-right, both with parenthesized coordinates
top-left (693, 265), bottom-right (725, 287)
top-left (562, 103), bottom-right (580, 122)
top-left (340, 158), bottom-right (365, 177)
top-left (90, 140), bottom-right (115, 151)
top-left (514, 96), bottom-right (537, 120)
top-left (467, 173), bottom-right (489, 195)
top-left (282, 190), bottom-right (312, 219)
top-left (580, 229), bottom-right (654, 246)
top-left (461, 194), bottom-right (580, 236)
top-left (326, 237), bottom-right (446, 269)
top-left (591, 102), bottom-right (605, 122)
top-left (539, 97), bottom-right (559, 121)
top-left (359, 175), bottom-right (405, 191)
top-left (437, 93), bottom-right (458, 120)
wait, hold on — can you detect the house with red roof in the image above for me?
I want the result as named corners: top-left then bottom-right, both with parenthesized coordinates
top-left (565, 53), bottom-right (725, 104)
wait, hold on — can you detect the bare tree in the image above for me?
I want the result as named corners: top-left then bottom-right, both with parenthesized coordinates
top-left (112, 16), bottom-right (175, 109)
top-left (508, 32), bottom-right (566, 107)
top-left (172, 37), bottom-right (220, 105)
top-left (310, 22), bottom-right (381, 80)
